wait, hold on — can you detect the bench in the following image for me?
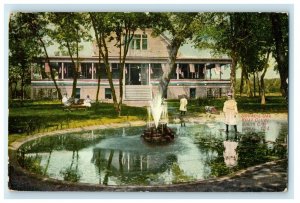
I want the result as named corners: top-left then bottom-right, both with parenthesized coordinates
top-left (63, 104), bottom-right (87, 111)
top-left (63, 99), bottom-right (90, 111)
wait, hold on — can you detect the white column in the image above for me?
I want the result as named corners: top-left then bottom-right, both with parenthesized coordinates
top-left (148, 63), bottom-right (151, 85)
top-left (92, 63), bottom-right (94, 79)
top-left (177, 64), bottom-right (179, 79)
top-left (62, 63), bottom-right (64, 79)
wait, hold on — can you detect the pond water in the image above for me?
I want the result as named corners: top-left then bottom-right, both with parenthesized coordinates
top-left (17, 119), bottom-right (288, 186)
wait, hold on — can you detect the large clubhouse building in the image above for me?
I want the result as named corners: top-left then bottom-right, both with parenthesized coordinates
top-left (31, 29), bottom-right (232, 105)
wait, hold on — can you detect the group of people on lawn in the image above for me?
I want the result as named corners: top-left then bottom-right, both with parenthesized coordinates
top-left (62, 94), bottom-right (92, 108)
top-left (179, 91), bottom-right (238, 133)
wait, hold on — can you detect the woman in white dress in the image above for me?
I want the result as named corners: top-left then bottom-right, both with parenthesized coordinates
top-left (223, 92), bottom-right (238, 133)
top-left (179, 95), bottom-right (188, 116)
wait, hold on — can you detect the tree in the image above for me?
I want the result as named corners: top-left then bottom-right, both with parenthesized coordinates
top-left (233, 13), bottom-right (277, 105)
top-left (112, 12), bottom-right (149, 115)
top-left (241, 13), bottom-right (274, 105)
top-left (89, 12), bottom-right (149, 115)
top-left (194, 12), bottom-right (278, 103)
top-left (20, 13), bottom-right (63, 99)
top-left (194, 13), bottom-right (241, 98)
top-left (150, 12), bottom-right (199, 97)
top-left (270, 13), bottom-right (289, 97)
top-left (89, 12), bottom-right (119, 112)
top-left (9, 13), bottom-right (41, 100)
top-left (48, 13), bottom-right (91, 98)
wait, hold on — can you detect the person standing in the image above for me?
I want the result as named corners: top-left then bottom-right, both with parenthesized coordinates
top-left (83, 95), bottom-right (92, 107)
top-left (223, 92), bottom-right (238, 133)
top-left (179, 95), bottom-right (188, 116)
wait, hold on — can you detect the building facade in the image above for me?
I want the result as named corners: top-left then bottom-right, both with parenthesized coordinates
top-left (31, 29), bottom-right (232, 105)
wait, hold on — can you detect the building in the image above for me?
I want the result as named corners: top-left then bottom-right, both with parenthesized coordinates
top-left (31, 29), bottom-right (232, 106)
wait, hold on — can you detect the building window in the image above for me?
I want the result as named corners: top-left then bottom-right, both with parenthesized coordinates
top-left (80, 63), bottom-right (92, 79)
top-left (105, 88), bottom-right (112, 99)
top-left (178, 64), bottom-right (189, 79)
top-left (130, 34), bottom-right (147, 50)
top-left (49, 62), bottom-right (62, 79)
top-left (205, 63), bottom-right (229, 80)
top-left (176, 64), bottom-right (205, 79)
top-left (150, 64), bottom-right (163, 79)
top-left (32, 62), bottom-right (44, 80)
top-left (75, 88), bottom-right (81, 99)
top-left (95, 63), bottom-right (107, 79)
top-left (187, 64), bottom-right (206, 79)
top-left (142, 34), bottom-right (147, 50)
top-left (111, 63), bottom-right (119, 79)
top-left (190, 88), bottom-right (196, 99)
top-left (63, 63), bottom-right (74, 79)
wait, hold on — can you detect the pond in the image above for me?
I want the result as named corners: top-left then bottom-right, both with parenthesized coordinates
top-left (17, 119), bottom-right (288, 186)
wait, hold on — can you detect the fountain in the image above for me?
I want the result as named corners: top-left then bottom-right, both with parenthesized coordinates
top-left (141, 93), bottom-right (175, 143)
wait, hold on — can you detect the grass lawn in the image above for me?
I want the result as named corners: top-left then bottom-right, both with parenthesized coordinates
top-left (8, 96), bottom-right (288, 143)
top-left (8, 100), bottom-right (147, 143)
top-left (167, 95), bottom-right (288, 117)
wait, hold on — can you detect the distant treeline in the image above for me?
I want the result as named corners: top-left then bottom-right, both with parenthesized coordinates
top-left (235, 78), bottom-right (281, 96)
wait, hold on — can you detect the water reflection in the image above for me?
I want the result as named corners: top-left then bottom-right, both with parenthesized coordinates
top-left (17, 120), bottom-right (288, 186)
top-left (223, 133), bottom-right (239, 167)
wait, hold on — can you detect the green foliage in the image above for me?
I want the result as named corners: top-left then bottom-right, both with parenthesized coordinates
top-left (9, 13), bottom-right (43, 100)
top-left (20, 155), bottom-right (44, 175)
top-left (60, 167), bottom-right (81, 182)
top-left (210, 162), bottom-right (232, 177)
top-left (171, 163), bottom-right (193, 183)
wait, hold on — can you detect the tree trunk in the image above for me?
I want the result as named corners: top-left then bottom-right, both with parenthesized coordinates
top-left (21, 64), bottom-right (26, 100)
top-left (253, 73), bottom-right (256, 97)
top-left (14, 82), bottom-right (18, 99)
top-left (103, 150), bottom-right (114, 185)
top-left (66, 41), bottom-right (79, 99)
top-left (118, 35), bottom-right (125, 117)
top-left (230, 53), bottom-right (238, 98)
top-left (257, 71), bottom-right (261, 96)
top-left (95, 49), bottom-right (102, 102)
top-left (9, 82), bottom-right (13, 99)
top-left (159, 40), bottom-right (181, 98)
top-left (239, 66), bottom-right (244, 96)
top-left (117, 29), bottom-right (133, 116)
top-left (260, 51), bottom-right (270, 106)
top-left (243, 67), bottom-right (253, 97)
top-left (119, 150), bottom-right (123, 173)
top-left (261, 73), bottom-right (266, 106)
top-left (104, 62), bottom-right (120, 113)
top-left (246, 75), bottom-right (253, 97)
top-left (39, 38), bottom-right (62, 100)
top-left (90, 15), bottom-right (102, 103)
